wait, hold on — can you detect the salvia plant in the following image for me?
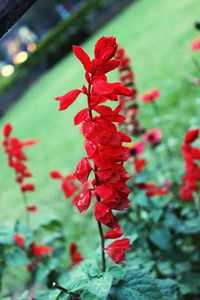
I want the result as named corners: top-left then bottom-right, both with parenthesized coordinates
top-left (1, 36), bottom-right (200, 300)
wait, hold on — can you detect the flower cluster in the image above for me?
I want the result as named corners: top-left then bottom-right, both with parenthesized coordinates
top-left (55, 36), bottom-right (132, 265)
top-left (190, 37), bottom-right (200, 51)
top-left (2, 123), bottom-right (38, 212)
top-left (14, 234), bottom-right (52, 271)
top-left (179, 128), bottom-right (200, 201)
top-left (115, 46), bottom-right (145, 137)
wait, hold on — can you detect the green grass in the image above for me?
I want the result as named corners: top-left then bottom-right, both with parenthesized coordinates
top-left (0, 0), bottom-right (200, 252)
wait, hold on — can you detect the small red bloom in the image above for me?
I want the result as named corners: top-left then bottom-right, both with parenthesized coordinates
top-left (3, 123), bottom-right (13, 137)
top-left (104, 224), bottom-right (124, 239)
top-left (75, 158), bottom-right (92, 183)
top-left (68, 242), bottom-right (84, 269)
top-left (191, 37), bottom-right (200, 51)
top-left (27, 205), bottom-right (38, 212)
top-left (26, 263), bottom-right (34, 272)
top-left (143, 129), bottom-right (162, 146)
top-left (94, 201), bottom-right (118, 228)
top-left (21, 183), bottom-right (35, 192)
top-left (14, 234), bottom-right (25, 247)
top-left (73, 189), bottom-right (91, 213)
top-left (184, 128), bottom-right (199, 144)
top-left (134, 159), bottom-right (146, 173)
top-left (50, 170), bottom-right (63, 179)
top-left (141, 89), bottom-right (160, 103)
top-left (31, 243), bottom-right (52, 257)
top-left (105, 238), bottom-right (131, 264)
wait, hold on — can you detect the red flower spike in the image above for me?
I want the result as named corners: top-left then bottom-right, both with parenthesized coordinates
top-left (3, 123), bottom-right (12, 137)
top-left (55, 37), bottom-right (132, 266)
top-left (68, 242), bottom-right (84, 269)
top-left (184, 128), bottom-right (199, 144)
top-left (104, 224), bottom-right (124, 239)
top-left (105, 238), bottom-right (131, 264)
top-left (55, 89), bottom-right (81, 111)
top-left (73, 189), bottom-right (91, 213)
top-left (14, 234), bottom-right (25, 247)
top-left (94, 201), bottom-right (118, 228)
top-left (75, 158), bottom-right (92, 183)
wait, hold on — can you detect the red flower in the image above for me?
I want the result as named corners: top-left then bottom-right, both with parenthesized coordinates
top-left (68, 242), bottom-right (83, 269)
top-left (105, 238), bottom-right (131, 264)
top-left (14, 234), bottom-right (25, 247)
top-left (94, 202), bottom-right (118, 228)
top-left (3, 123), bottom-right (13, 137)
top-left (104, 224), bottom-right (124, 239)
top-left (141, 89), bottom-right (160, 103)
top-left (50, 170), bottom-right (63, 179)
top-left (55, 89), bottom-right (81, 111)
top-left (21, 183), bottom-right (35, 192)
top-left (191, 37), bottom-right (200, 51)
top-left (184, 128), bottom-right (199, 144)
top-left (27, 205), bottom-right (38, 212)
top-left (143, 129), bottom-right (162, 146)
top-left (73, 189), bottom-right (91, 213)
top-left (134, 159), bottom-right (146, 173)
top-left (75, 158), bottom-right (92, 183)
top-left (30, 243), bottom-right (52, 257)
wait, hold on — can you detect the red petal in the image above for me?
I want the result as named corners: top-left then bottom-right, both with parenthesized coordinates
top-left (184, 129), bottom-right (199, 144)
top-left (93, 80), bottom-right (113, 95)
top-left (73, 45), bottom-right (91, 70)
top-left (55, 89), bottom-right (81, 111)
top-left (74, 108), bottom-right (89, 125)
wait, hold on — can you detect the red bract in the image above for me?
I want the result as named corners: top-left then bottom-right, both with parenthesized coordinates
top-left (104, 224), bottom-right (124, 239)
top-left (75, 158), bottom-right (92, 183)
top-left (141, 89), bottom-right (160, 103)
top-left (184, 128), bottom-right (199, 144)
top-left (14, 234), bottom-right (25, 247)
top-left (105, 238), bottom-right (131, 264)
top-left (68, 242), bottom-right (84, 269)
top-left (179, 128), bottom-right (200, 201)
top-left (55, 37), bottom-right (132, 266)
top-left (30, 242), bottom-right (52, 257)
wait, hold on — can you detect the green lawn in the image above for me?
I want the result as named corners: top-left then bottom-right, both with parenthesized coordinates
top-left (0, 0), bottom-right (200, 253)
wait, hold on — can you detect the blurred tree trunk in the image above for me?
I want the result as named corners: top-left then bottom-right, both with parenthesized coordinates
top-left (0, 0), bottom-right (38, 38)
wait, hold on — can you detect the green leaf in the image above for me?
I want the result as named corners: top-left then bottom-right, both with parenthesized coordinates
top-left (149, 227), bottom-right (172, 251)
top-left (156, 279), bottom-right (180, 300)
top-left (0, 226), bottom-right (14, 245)
top-left (176, 218), bottom-right (200, 234)
top-left (6, 248), bottom-right (29, 266)
top-left (81, 291), bottom-right (100, 300)
top-left (111, 287), bottom-right (147, 300)
top-left (113, 269), bottom-right (164, 300)
top-left (86, 273), bottom-right (112, 299)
